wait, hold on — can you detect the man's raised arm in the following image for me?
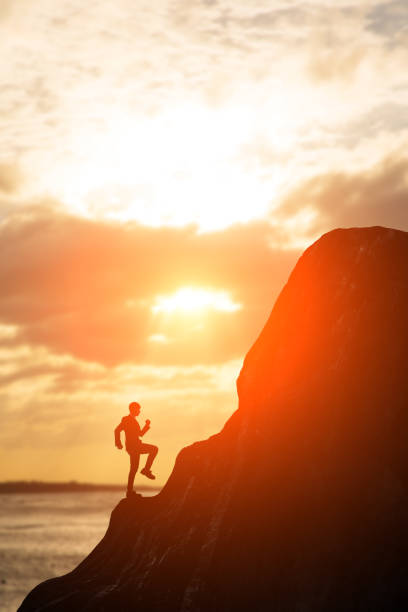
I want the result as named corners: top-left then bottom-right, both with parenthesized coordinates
top-left (114, 420), bottom-right (124, 449)
top-left (140, 419), bottom-right (151, 436)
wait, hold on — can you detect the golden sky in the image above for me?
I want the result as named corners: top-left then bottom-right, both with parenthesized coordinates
top-left (1, 0), bottom-right (408, 485)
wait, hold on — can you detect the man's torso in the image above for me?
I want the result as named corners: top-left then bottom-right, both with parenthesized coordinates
top-left (122, 415), bottom-right (142, 451)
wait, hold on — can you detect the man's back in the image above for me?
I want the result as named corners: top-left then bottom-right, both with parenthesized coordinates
top-left (120, 415), bottom-right (142, 451)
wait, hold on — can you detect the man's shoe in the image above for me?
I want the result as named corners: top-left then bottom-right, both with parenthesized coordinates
top-left (126, 489), bottom-right (141, 498)
top-left (140, 468), bottom-right (156, 480)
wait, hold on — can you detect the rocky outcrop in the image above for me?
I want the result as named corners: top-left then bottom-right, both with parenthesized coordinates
top-left (20, 227), bottom-right (408, 611)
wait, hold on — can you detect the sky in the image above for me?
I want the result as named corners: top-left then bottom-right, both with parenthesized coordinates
top-left (1, 0), bottom-right (408, 486)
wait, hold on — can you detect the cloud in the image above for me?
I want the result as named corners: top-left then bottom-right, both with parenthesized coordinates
top-left (276, 152), bottom-right (408, 242)
top-left (1, 0), bottom-right (404, 189)
top-left (0, 0), bottom-right (14, 21)
top-left (0, 206), bottom-right (299, 366)
top-left (0, 338), bottom-right (240, 398)
top-left (366, 1), bottom-right (408, 39)
top-left (0, 163), bottom-right (21, 193)
top-left (3, 149), bottom-right (407, 370)
top-left (0, 0), bottom-right (406, 261)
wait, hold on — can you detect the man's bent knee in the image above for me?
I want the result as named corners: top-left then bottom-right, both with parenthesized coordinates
top-left (140, 443), bottom-right (158, 454)
top-left (145, 444), bottom-right (158, 457)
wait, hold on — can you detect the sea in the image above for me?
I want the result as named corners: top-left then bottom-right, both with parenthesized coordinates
top-left (0, 490), bottom-right (157, 611)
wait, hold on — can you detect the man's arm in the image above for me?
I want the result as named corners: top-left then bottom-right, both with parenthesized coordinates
top-left (114, 420), bottom-right (124, 449)
top-left (140, 419), bottom-right (151, 437)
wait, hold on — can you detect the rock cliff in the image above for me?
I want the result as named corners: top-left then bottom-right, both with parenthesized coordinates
top-left (20, 227), bottom-right (408, 611)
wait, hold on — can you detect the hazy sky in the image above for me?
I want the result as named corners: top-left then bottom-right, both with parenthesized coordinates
top-left (1, 0), bottom-right (408, 485)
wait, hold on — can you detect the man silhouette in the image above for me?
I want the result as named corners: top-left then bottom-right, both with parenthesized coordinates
top-left (114, 401), bottom-right (158, 498)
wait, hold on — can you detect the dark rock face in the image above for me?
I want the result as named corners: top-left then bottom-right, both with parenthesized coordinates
top-left (20, 227), bottom-right (408, 611)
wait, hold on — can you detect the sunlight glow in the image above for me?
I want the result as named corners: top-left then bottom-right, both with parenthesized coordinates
top-left (38, 102), bottom-right (289, 231)
top-left (152, 287), bottom-right (242, 314)
top-left (148, 334), bottom-right (169, 343)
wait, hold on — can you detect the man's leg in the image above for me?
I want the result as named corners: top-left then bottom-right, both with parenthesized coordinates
top-left (127, 451), bottom-right (140, 494)
top-left (139, 443), bottom-right (158, 473)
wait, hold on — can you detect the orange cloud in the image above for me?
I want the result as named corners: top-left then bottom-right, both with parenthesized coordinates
top-left (0, 207), bottom-right (299, 366)
top-left (0, 163), bottom-right (21, 194)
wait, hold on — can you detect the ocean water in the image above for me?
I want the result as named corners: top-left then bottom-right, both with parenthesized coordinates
top-left (0, 491), bottom-right (156, 611)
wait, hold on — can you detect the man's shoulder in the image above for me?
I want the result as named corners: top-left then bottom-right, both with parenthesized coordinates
top-left (121, 415), bottom-right (132, 425)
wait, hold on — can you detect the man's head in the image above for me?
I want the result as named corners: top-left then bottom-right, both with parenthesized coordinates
top-left (129, 401), bottom-right (141, 416)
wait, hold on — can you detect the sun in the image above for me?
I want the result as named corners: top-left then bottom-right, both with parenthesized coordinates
top-left (152, 287), bottom-right (241, 314)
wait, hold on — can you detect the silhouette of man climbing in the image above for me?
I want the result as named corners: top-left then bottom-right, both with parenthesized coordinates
top-left (114, 401), bottom-right (158, 498)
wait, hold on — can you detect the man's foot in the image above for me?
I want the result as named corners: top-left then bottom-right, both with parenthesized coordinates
top-left (126, 489), bottom-right (142, 498)
top-left (140, 467), bottom-right (156, 480)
